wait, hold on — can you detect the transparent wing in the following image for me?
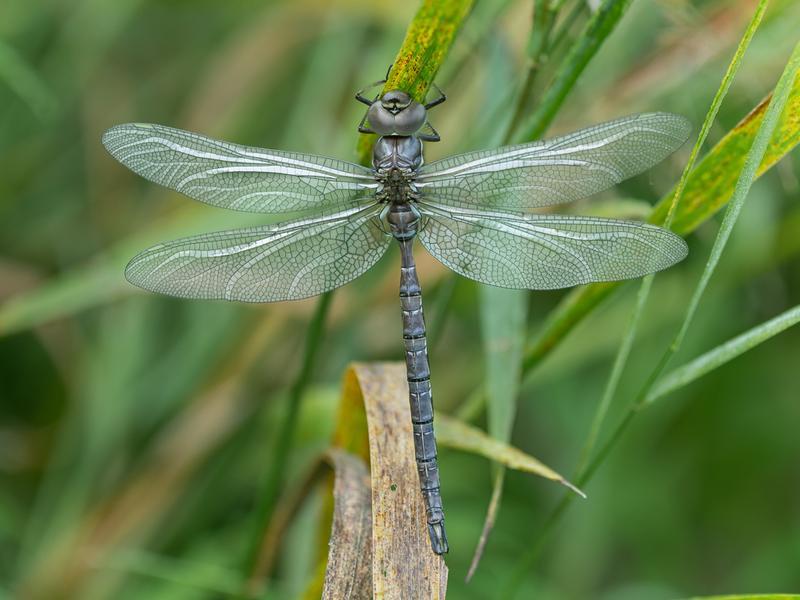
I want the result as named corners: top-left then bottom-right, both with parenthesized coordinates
top-left (125, 205), bottom-right (388, 302)
top-left (417, 202), bottom-right (687, 290)
top-left (103, 123), bottom-right (378, 213)
top-left (417, 113), bottom-right (691, 211)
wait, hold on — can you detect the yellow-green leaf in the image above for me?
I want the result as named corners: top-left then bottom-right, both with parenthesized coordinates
top-left (355, 0), bottom-right (475, 164)
top-left (436, 413), bottom-right (585, 497)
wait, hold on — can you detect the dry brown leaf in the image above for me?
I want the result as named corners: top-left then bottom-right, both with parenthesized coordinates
top-left (324, 363), bottom-right (448, 599)
top-left (321, 449), bottom-right (373, 599)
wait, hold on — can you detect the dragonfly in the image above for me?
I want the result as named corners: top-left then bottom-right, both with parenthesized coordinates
top-left (103, 77), bottom-right (690, 556)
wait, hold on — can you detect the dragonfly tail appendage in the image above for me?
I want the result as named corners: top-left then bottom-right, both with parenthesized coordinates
top-left (398, 237), bottom-right (449, 555)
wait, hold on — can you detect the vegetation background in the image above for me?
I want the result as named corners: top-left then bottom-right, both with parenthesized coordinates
top-left (0, 0), bottom-right (798, 598)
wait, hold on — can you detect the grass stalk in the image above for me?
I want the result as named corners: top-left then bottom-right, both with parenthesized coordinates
top-left (505, 29), bottom-right (798, 597)
top-left (573, 0), bottom-right (768, 478)
top-left (516, 0), bottom-right (633, 142)
top-left (504, 0), bottom-right (558, 142)
top-left (470, 0), bottom-right (632, 577)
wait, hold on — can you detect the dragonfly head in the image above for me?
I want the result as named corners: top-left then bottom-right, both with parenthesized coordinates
top-left (367, 90), bottom-right (427, 136)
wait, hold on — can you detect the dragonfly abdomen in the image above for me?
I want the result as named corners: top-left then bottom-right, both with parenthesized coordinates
top-left (393, 216), bottom-right (449, 554)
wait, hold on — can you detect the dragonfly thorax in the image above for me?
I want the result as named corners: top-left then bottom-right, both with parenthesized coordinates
top-left (372, 135), bottom-right (422, 172)
top-left (374, 136), bottom-right (421, 208)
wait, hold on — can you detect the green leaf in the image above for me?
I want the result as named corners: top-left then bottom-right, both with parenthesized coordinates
top-left (503, 30), bottom-right (800, 598)
top-left (516, 0), bottom-right (634, 142)
top-left (667, 41), bottom-right (800, 354)
top-left (647, 304), bottom-right (800, 404)
top-left (479, 286), bottom-right (527, 443)
top-left (580, 36), bottom-right (800, 518)
top-left (470, 0), bottom-right (637, 576)
top-left (436, 413), bottom-right (584, 497)
top-left (241, 291), bottom-right (333, 591)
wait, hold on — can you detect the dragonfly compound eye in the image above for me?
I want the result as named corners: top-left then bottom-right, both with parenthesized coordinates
top-left (392, 101), bottom-right (426, 135)
top-left (367, 102), bottom-right (397, 135)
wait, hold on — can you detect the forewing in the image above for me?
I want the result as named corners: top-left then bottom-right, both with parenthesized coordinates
top-left (103, 123), bottom-right (377, 213)
top-left (418, 203), bottom-right (687, 290)
top-left (125, 205), bottom-right (389, 302)
top-left (417, 113), bottom-right (691, 211)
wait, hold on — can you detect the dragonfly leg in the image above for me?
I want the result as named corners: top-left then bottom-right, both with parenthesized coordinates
top-left (424, 82), bottom-right (447, 110)
top-left (355, 78), bottom-right (387, 106)
top-left (417, 120), bottom-right (441, 142)
top-left (357, 110), bottom-right (376, 135)
top-left (395, 229), bottom-right (449, 555)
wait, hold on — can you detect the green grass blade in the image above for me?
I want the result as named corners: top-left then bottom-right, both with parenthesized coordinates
top-left (479, 287), bottom-right (527, 444)
top-left (669, 41), bottom-right (800, 353)
top-left (241, 291), bottom-right (332, 592)
top-left (515, 0), bottom-right (633, 142)
top-left (573, 0), bottom-right (768, 477)
top-left (504, 0), bottom-right (557, 140)
top-left (573, 274), bottom-right (653, 476)
top-left (647, 304), bottom-right (800, 404)
top-left (436, 414), bottom-right (583, 497)
top-left (472, 0), bottom-right (632, 574)
top-left (469, 285), bottom-right (527, 578)
top-left (583, 34), bottom-right (800, 527)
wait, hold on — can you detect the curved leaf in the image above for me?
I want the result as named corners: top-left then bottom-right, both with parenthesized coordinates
top-left (436, 413), bottom-right (584, 497)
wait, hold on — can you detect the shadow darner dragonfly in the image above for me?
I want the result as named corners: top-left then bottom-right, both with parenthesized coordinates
top-left (103, 79), bottom-right (690, 556)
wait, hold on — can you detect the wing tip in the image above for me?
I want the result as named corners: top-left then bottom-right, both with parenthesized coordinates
top-left (101, 123), bottom-right (157, 154)
top-left (123, 253), bottom-right (151, 292)
top-left (650, 226), bottom-right (689, 273)
top-left (673, 231), bottom-right (690, 264)
top-left (638, 111), bottom-right (693, 145)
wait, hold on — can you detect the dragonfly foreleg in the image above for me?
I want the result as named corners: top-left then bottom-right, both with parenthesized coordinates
top-left (424, 81), bottom-right (447, 110)
top-left (357, 109), bottom-right (377, 135)
top-left (354, 77), bottom-right (388, 107)
top-left (417, 120), bottom-right (441, 142)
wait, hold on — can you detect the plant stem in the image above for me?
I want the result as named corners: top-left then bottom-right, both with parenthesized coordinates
top-left (517, 0), bottom-right (633, 142)
top-left (547, 0), bottom-right (587, 56)
top-left (504, 0), bottom-right (559, 144)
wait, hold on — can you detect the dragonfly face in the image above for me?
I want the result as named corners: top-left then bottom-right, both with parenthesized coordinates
top-left (103, 77), bottom-right (691, 556)
top-left (367, 89), bottom-right (427, 136)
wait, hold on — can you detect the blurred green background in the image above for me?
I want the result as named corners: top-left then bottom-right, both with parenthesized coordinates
top-left (1, 0), bottom-right (799, 598)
